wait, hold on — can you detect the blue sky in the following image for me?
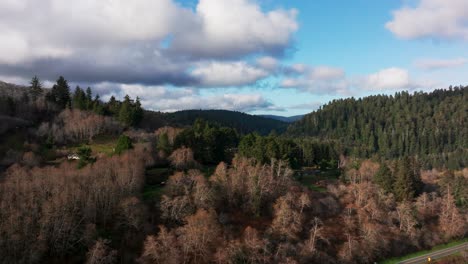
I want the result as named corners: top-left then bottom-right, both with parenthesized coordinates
top-left (0, 0), bottom-right (467, 115)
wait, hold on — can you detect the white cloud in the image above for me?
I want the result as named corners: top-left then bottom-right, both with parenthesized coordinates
top-left (0, 0), bottom-right (298, 86)
top-left (308, 66), bottom-right (345, 81)
top-left (172, 0), bottom-right (298, 58)
top-left (358, 67), bottom-right (437, 91)
top-left (289, 102), bottom-right (322, 111)
top-left (191, 61), bottom-right (269, 87)
top-left (280, 64), bottom-right (439, 95)
top-left (256, 56), bottom-right (279, 71)
top-left (280, 65), bottom-right (349, 95)
top-left (362, 68), bottom-right (412, 90)
top-left (386, 0), bottom-right (468, 41)
top-left (93, 83), bottom-right (281, 113)
top-left (415, 58), bottom-right (467, 70)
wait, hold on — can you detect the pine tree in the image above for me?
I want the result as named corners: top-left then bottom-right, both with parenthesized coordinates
top-left (393, 157), bottom-right (417, 201)
top-left (374, 163), bottom-right (394, 193)
top-left (86, 87), bottom-right (93, 110)
top-left (158, 133), bottom-right (171, 154)
top-left (72, 86), bottom-right (87, 110)
top-left (47, 76), bottom-right (71, 109)
top-left (133, 97), bottom-right (144, 125)
top-left (118, 95), bottom-right (133, 126)
top-left (115, 135), bottom-right (133, 155)
top-left (29, 75), bottom-right (43, 101)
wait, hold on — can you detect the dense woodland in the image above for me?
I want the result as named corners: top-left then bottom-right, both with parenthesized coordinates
top-left (141, 109), bottom-right (288, 135)
top-left (288, 87), bottom-right (468, 170)
top-left (0, 77), bottom-right (466, 264)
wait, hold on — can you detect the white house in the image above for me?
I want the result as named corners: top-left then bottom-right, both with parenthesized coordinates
top-left (67, 153), bottom-right (80, 160)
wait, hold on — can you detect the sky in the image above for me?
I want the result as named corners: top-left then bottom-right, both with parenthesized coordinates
top-left (0, 0), bottom-right (467, 116)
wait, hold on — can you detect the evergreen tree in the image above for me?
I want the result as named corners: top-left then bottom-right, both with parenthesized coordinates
top-left (374, 163), bottom-right (394, 193)
top-left (47, 76), bottom-right (71, 109)
top-left (393, 157), bottom-right (420, 201)
top-left (115, 135), bottom-right (133, 155)
top-left (118, 95), bottom-right (133, 126)
top-left (117, 95), bottom-right (144, 126)
top-left (158, 133), bottom-right (171, 154)
top-left (133, 97), bottom-right (144, 125)
top-left (72, 86), bottom-right (87, 110)
top-left (29, 75), bottom-right (43, 101)
top-left (107, 96), bottom-right (120, 116)
top-left (86, 87), bottom-right (93, 110)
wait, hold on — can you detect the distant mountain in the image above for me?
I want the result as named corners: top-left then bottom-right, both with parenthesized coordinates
top-left (259, 114), bottom-right (304, 123)
top-left (141, 109), bottom-right (288, 135)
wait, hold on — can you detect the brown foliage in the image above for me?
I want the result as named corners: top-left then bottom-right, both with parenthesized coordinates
top-left (271, 191), bottom-right (310, 240)
top-left (86, 239), bottom-right (117, 264)
top-left (37, 109), bottom-right (122, 143)
top-left (155, 126), bottom-right (182, 144)
top-left (211, 156), bottom-right (294, 216)
top-left (0, 148), bottom-right (147, 263)
top-left (160, 170), bottom-right (214, 224)
top-left (168, 147), bottom-right (198, 170)
top-left (140, 226), bottom-right (181, 264)
top-left (141, 209), bottom-right (220, 264)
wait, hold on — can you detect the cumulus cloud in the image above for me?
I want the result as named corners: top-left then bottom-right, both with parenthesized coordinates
top-left (191, 61), bottom-right (269, 87)
top-left (170, 0), bottom-right (298, 59)
top-left (386, 0), bottom-right (468, 41)
top-left (93, 83), bottom-right (282, 113)
top-left (280, 64), bottom-right (438, 95)
top-left (256, 56), bottom-right (279, 71)
top-left (414, 58), bottom-right (467, 70)
top-left (0, 0), bottom-right (298, 87)
top-left (280, 65), bottom-right (350, 95)
top-left (358, 67), bottom-right (436, 91)
top-left (361, 68), bottom-right (412, 90)
top-left (308, 66), bottom-right (345, 81)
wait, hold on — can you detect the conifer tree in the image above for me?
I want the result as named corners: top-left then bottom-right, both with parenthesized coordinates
top-left (47, 76), bottom-right (71, 109)
top-left (29, 75), bottom-right (43, 101)
top-left (393, 157), bottom-right (420, 201)
top-left (374, 163), bottom-right (394, 193)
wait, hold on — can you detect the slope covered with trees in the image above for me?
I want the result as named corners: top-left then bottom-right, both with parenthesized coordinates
top-left (0, 77), bottom-right (467, 263)
top-left (142, 109), bottom-right (288, 135)
top-left (288, 86), bottom-right (468, 169)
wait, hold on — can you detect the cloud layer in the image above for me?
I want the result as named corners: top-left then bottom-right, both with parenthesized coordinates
top-left (415, 58), bottom-right (467, 70)
top-left (94, 83), bottom-right (281, 112)
top-left (0, 0), bottom-right (297, 87)
top-left (386, 0), bottom-right (468, 41)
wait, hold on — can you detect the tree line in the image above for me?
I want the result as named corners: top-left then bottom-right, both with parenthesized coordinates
top-left (38, 76), bottom-right (144, 127)
top-left (287, 86), bottom-right (468, 169)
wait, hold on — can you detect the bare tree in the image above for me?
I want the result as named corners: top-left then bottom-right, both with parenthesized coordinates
top-left (168, 147), bottom-right (198, 170)
top-left (86, 239), bottom-right (117, 264)
top-left (178, 209), bottom-right (221, 263)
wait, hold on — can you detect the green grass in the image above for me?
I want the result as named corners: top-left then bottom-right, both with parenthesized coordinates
top-left (142, 185), bottom-right (165, 201)
top-left (380, 238), bottom-right (468, 264)
top-left (296, 168), bottom-right (340, 192)
top-left (71, 135), bottom-right (118, 156)
top-left (143, 167), bottom-right (172, 201)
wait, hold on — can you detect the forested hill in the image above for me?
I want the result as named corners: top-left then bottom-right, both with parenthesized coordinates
top-left (287, 86), bottom-right (468, 168)
top-left (141, 109), bottom-right (288, 135)
top-left (259, 114), bottom-right (305, 123)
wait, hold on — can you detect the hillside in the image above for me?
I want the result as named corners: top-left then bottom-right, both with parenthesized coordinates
top-left (142, 109), bottom-right (288, 135)
top-left (0, 80), bottom-right (287, 136)
top-left (288, 86), bottom-right (468, 168)
top-left (259, 114), bottom-right (304, 123)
